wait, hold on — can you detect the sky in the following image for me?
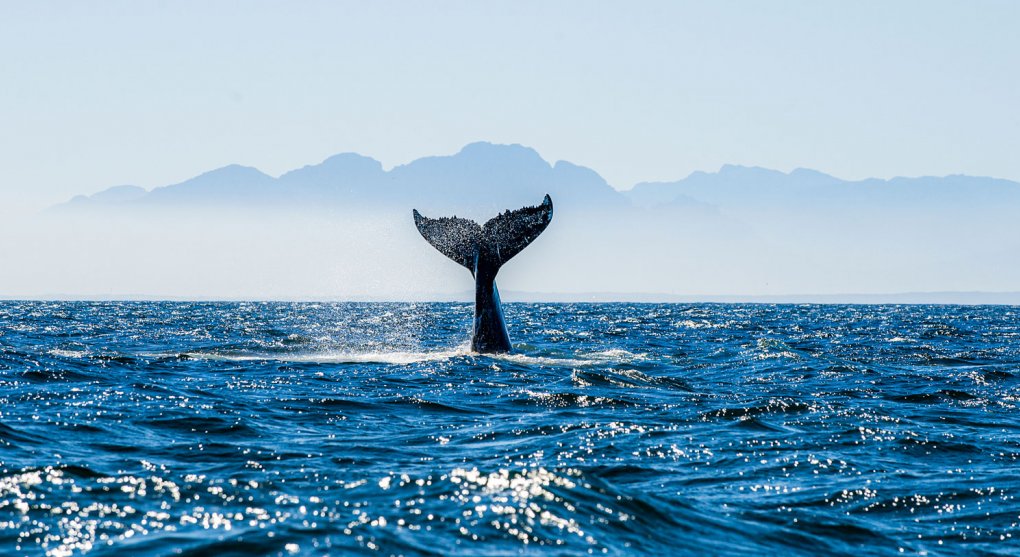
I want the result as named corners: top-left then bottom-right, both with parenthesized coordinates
top-left (2, 0), bottom-right (1019, 217)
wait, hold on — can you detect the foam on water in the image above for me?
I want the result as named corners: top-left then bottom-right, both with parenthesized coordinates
top-left (174, 346), bottom-right (647, 368)
top-left (180, 348), bottom-right (470, 365)
top-left (492, 348), bottom-right (647, 368)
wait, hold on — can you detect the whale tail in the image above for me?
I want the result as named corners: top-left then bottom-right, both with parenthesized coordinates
top-left (413, 195), bottom-right (553, 354)
top-left (413, 194), bottom-right (553, 273)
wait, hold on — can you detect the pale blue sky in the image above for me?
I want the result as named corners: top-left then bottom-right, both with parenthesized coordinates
top-left (2, 0), bottom-right (1018, 214)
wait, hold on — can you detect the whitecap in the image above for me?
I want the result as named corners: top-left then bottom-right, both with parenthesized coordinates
top-left (48, 348), bottom-right (88, 359)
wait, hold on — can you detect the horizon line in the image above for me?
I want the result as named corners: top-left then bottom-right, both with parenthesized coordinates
top-left (4, 290), bottom-right (1020, 306)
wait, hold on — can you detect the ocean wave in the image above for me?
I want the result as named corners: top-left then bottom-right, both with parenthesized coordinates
top-left (2, 301), bottom-right (1019, 556)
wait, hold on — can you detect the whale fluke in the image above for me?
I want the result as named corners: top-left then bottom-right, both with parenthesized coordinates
top-left (413, 194), bottom-right (553, 274)
top-left (413, 194), bottom-right (554, 353)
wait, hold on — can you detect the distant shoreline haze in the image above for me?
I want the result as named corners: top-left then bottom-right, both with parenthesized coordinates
top-left (2, 142), bottom-right (1019, 299)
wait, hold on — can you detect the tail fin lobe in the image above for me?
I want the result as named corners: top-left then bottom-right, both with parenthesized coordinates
top-left (482, 194), bottom-right (554, 267)
top-left (412, 210), bottom-right (482, 271)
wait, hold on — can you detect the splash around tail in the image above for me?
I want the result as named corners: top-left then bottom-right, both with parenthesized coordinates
top-left (413, 195), bottom-right (554, 353)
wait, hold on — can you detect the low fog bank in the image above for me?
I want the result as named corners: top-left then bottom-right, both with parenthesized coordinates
top-left (3, 199), bottom-right (1019, 300)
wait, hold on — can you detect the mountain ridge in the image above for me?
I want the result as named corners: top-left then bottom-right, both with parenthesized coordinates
top-left (54, 142), bottom-right (1020, 214)
top-left (56, 142), bottom-right (626, 215)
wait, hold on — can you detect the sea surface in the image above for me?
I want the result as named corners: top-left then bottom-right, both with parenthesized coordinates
top-left (1, 302), bottom-right (1018, 556)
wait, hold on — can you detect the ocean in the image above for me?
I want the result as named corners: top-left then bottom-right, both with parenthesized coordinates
top-left (1, 301), bottom-right (1018, 556)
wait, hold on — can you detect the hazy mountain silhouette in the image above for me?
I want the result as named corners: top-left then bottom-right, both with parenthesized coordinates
top-left (627, 164), bottom-right (1020, 213)
top-left (58, 143), bottom-right (1020, 220)
top-left (65, 184), bottom-right (147, 206)
top-left (56, 142), bottom-right (627, 218)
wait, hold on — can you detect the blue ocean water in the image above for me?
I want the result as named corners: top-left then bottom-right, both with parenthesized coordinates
top-left (1, 302), bottom-right (1018, 556)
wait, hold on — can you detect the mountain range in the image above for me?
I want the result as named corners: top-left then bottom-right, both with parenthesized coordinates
top-left (54, 142), bottom-right (1020, 218)
top-left (57, 143), bottom-right (622, 218)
